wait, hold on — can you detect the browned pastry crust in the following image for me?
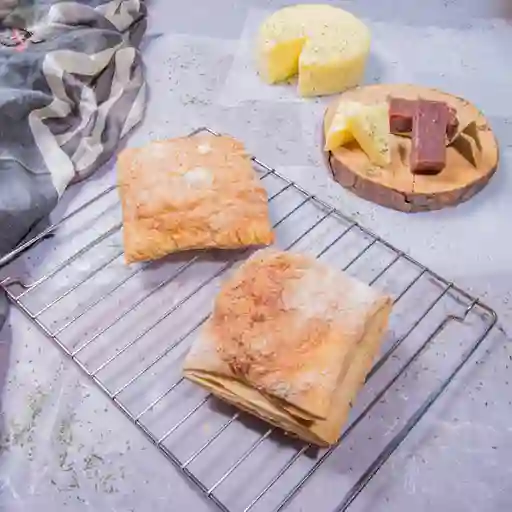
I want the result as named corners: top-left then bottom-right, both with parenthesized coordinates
top-left (183, 248), bottom-right (392, 446)
top-left (117, 135), bottom-right (275, 263)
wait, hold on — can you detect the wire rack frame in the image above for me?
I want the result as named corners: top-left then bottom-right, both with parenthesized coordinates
top-left (0, 127), bottom-right (498, 512)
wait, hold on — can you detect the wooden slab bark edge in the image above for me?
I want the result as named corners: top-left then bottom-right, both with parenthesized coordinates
top-left (323, 84), bottom-right (499, 213)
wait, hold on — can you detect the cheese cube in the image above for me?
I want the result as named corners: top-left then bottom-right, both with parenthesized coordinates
top-left (324, 101), bottom-right (363, 150)
top-left (256, 5), bottom-right (371, 97)
top-left (348, 103), bottom-right (391, 167)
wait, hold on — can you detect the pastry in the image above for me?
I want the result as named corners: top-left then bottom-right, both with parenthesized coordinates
top-left (183, 248), bottom-right (392, 446)
top-left (117, 135), bottom-right (274, 263)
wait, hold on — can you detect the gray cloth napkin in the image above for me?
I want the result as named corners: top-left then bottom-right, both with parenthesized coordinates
top-left (0, 0), bottom-right (147, 330)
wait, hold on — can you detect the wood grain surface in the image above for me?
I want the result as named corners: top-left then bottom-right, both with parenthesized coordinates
top-left (323, 84), bottom-right (499, 212)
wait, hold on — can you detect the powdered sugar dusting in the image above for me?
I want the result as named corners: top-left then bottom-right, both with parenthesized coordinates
top-left (283, 265), bottom-right (380, 328)
top-left (265, 380), bottom-right (293, 398)
top-left (294, 369), bottom-right (337, 394)
top-left (183, 166), bottom-right (214, 188)
top-left (282, 268), bottom-right (339, 320)
top-left (250, 336), bottom-right (274, 357)
top-left (197, 142), bottom-right (212, 154)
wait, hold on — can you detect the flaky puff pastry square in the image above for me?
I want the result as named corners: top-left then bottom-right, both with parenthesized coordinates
top-left (183, 248), bottom-right (392, 446)
top-left (117, 135), bottom-right (274, 263)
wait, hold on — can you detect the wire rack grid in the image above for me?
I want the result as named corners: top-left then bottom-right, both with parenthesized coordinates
top-left (0, 128), bottom-right (497, 512)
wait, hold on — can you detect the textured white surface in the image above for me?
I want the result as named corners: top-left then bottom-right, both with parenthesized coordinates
top-left (1, 1), bottom-right (512, 511)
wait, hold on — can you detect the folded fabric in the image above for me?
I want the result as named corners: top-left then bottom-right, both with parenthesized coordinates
top-left (0, 0), bottom-right (147, 331)
top-left (183, 248), bottom-right (392, 446)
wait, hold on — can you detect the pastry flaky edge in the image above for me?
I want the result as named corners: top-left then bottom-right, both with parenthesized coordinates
top-left (182, 248), bottom-right (393, 447)
top-left (117, 134), bottom-right (275, 264)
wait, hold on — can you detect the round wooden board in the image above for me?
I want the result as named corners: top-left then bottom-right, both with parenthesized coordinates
top-left (323, 84), bottom-right (499, 212)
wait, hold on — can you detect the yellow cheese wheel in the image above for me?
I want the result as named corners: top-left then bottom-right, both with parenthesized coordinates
top-left (256, 4), bottom-right (371, 97)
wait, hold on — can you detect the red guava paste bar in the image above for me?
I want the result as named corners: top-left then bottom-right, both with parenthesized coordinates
top-left (410, 100), bottom-right (448, 175)
top-left (389, 97), bottom-right (458, 139)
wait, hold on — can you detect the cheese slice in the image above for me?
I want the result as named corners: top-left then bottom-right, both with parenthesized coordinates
top-left (348, 103), bottom-right (391, 167)
top-left (324, 101), bottom-right (363, 150)
top-left (256, 5), bottom-right (371, 97)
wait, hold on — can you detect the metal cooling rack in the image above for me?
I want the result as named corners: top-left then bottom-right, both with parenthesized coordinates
top-left (0, 127), bottom-right (497, 512)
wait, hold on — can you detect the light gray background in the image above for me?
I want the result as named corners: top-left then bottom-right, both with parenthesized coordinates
top-left (1, 1), bottom-right (511, 511)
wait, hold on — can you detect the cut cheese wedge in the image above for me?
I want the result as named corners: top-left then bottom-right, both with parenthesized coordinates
top-left (256, 5), bottom-right (371, 97)
top-left (324, 101), bottom-right (363, 150)
top-left (348, 103), bottom-right (391, 167)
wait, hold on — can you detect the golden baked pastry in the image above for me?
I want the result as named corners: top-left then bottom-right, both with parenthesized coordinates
top-left (183, 248), bottom-right (392, 446)
top-left (117, 135), bottom-right (274, 263)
